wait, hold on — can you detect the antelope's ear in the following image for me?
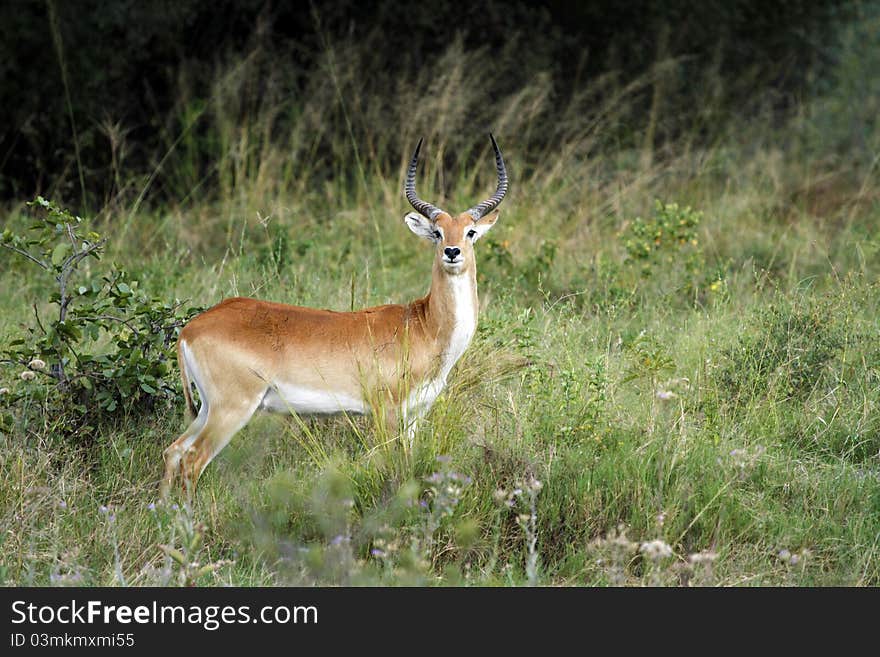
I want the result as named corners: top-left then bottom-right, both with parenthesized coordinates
top-left (470, 211), bottom-right (499, 242)
top-left (404, 212), bottom-right (438, 241)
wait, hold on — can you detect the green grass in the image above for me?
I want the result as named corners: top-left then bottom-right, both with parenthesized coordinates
top-left (2, 29), bottom-right (880, 586)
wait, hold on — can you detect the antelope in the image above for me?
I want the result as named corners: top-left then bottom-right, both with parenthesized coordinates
top-left (160, 135), bottom-right (509, 496)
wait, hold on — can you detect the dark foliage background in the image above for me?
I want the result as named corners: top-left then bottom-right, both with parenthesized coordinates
top-left (0, 0), bottom-right (849, 205)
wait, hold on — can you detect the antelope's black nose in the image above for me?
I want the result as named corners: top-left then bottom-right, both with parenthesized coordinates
top-left (444, 247), bottom-right (461, 261)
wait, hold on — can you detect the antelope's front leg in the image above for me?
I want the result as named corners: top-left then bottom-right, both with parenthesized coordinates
top-left (395, 402), bottom-right (429, 448)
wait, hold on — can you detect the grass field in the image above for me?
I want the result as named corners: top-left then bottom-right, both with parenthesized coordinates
top-left (1, 23), bottom-right (879, 586)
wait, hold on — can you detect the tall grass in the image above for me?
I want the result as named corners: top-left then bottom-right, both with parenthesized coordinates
top-left (1, 15), bottom-right (879, 586)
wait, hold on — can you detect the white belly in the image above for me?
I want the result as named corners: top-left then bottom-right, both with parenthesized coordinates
top-left (261, 383), bottom-right (368, 415)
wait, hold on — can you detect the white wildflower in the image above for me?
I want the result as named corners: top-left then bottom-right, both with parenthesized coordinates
top-left (20, 371), bottom-right (36, 381)
top-left (688, 551), bottom-right (717, 564)
top-left (640, 539), bottom-right (673, 560)
top-left (28, 358), bottom-right (46, 370)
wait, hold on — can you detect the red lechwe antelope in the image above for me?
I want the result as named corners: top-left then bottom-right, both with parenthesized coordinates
top-left (160, 135), bottom-right (509, 496)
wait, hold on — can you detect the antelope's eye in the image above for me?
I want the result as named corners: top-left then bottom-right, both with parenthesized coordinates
top-left (467, 229), bottom-right (477, 239)
top-left (433, 230), bottom-right (442, 239)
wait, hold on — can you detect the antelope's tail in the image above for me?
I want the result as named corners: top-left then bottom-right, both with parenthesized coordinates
top-left (177, 339), bottom-right (198, 420)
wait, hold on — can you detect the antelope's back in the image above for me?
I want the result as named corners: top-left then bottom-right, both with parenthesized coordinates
top-left (179, 297), bottom-right (427, 389)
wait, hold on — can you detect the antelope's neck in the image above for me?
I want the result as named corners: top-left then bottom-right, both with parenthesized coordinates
top-left (425, 263), bottom-right (478, 380)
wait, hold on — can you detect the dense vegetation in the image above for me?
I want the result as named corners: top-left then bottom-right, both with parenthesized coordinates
top-left (1, 1), bottom-right (878, 586)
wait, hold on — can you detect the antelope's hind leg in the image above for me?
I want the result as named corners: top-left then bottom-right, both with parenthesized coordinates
top-left (179, 395), bottom-right (263, 494)
top-left (160, 413), bottom-right (206, 498)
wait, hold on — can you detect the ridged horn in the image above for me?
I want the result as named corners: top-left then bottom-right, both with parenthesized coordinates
top-left (466, 133), bottom-right (508, 221)
top-left (405, 138), bottom-right (444, 220)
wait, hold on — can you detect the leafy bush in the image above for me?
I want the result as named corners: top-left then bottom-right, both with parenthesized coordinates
top-left (620, 201), bottom-right (725, 304)
top-left (622, 201), bottom-right (702, 267)
top-left (0, 197), bottom-right (197, 434)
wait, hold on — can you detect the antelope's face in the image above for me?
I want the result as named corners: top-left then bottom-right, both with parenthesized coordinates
top-left (405, 211), bottom-right (499, 274)
top-left (402, 134), bottom-right (508, 276)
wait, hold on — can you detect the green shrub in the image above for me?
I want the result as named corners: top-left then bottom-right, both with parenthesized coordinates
top-left (0, 197), bottom-right (198, 435)
top-left (620, 201), bottom-right (724, 305)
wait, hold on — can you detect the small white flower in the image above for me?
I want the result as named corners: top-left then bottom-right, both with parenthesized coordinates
top-left (0, 387), bottom-right (10, 395)
top-left (28, 358), bottom-right (46, 370)
top-left (640, 539), bottom-right (673, 560)
top-left (688, 551), bottom-right (717, 564)
top-left (20, 371), bottom-right (36, 381)
top-left (655, 389), bottom-right (675, 401)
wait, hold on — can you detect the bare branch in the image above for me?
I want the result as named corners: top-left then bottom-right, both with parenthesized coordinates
top-left (75, 314), bottom-right (141, 335)
top-left (32, 303), bottom-right (47, 335)
top-left (65, 223), bottom-right (78, 251)
top-left (1, 243), bottom-right (50, 270)
top-left (62, 237), bottom-right (107, 271)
